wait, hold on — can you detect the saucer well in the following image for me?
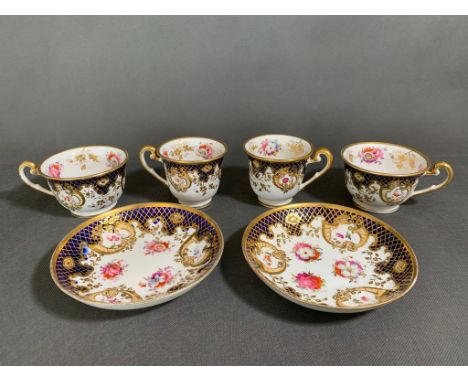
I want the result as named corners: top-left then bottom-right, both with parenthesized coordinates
top-left (50, 203), bottom-right (223, 310)
top-left (242, 203), bottom-right (418, 313)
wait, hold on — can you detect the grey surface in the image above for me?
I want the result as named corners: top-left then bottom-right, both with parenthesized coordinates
top-left (1, 16), bottom-right (467, 365)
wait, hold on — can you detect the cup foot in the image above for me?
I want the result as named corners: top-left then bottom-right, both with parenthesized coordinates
top-left (258, 197), bottom-right (293, 208)
top-left (177, 198), bottom-right (212, 209)
top-left (70, 201), bottom-right (118, 218)
top-left (352, 198), bottom-right (400, 214)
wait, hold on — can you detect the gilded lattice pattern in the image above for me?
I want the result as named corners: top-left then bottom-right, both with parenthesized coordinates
top-left (344, 164), bottom-right (418, 189)
top-left (47, 166), bottom-right (126, 212)
top-left (164, 159), bottom-right (223, 196)
top-left (249, 157), bottom-right (306, 193)
top-left (345, 164), bottom-right (418, 207)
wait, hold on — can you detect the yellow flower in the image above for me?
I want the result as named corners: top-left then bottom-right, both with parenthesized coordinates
top-left (354, 172), bottom-right (365, 182)
top-left (285, 212), bottom-right (302, 226)
top-left (97, 177), bottom-right (110, 186)
top-left (170, 212), bottom-right (185, 225)
top-left (393, 260), bottom-right (407, 273)
top-left (252, 160), bottom-right (261, 168)
top-left (201, 165), bottom-right (213, 173)
top-left (62, 256), bottom-right (75, 270)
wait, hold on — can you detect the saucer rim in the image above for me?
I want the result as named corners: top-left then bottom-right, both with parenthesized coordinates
top-left (50, 202), bottom-right (224, 309)
top-left (241, 202), bottom-right (419, 312)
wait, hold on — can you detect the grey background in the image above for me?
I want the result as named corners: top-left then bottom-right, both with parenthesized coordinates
top-left (1, 16), bottom-right (467, 365)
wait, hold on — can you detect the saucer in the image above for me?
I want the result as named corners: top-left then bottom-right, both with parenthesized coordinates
top-left (50, 203), bottom-right (224, 310)
top-left (242, 203), bottom-right (418, 313)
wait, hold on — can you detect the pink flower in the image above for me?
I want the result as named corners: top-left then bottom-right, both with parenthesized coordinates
top-left (106, 151), bottom-right (122, 166)
top-left (144, 240), bottom-right (170, 255)
top-left (293, 242), bottom-right (322, 262)
top-left (198, 144), bottom-right (214, 159)
top-left (100, 260), bottom-right (126, 280)
top-left (48, 162), bottom-right (62, 178)
top-left (106, 234), bottom-right (121, 242)
top-left (260, 139), bottom-right (280, 156)
top-left (261, 253), bottom-right (272, 265)
top-left (334, 259), bottom-right (364, 280)
top-left (102, 232), bottom-right (122, 248)
top-left (359, 147), bottom-right (385, 164)
top-left (141, 266), bottom-right (175, 289)
top-left (295, 272), bottom-right (324, 290)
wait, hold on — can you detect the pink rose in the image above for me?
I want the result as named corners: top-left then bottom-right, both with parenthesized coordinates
top-left (295, 272), bottom-right (324, 290)
top-left (100, 260), bottom-right (126, 280)
top-left (48, 162), bottom-right (62, 178)
top-left (359, 147), bottom-right (385, 164)
top-left (198, 144), bottom-right (214, 159)
top-left (106, 151), bottom-right (122, 166)
top-left (260, 139), bottom-right (280, 156)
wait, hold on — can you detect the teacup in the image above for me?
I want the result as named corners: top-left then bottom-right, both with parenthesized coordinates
top-left (341, 142), bottom-right (453, 213)
top-left (19, 145), bottom-right (128, 217)
top-left (140, 137), bottom-right (227, 208)
top-left (244, 134), bottom-right (333, 207)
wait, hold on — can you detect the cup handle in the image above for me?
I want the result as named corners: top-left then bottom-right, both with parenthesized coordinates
top-left (300, 147), bottom-right (334, 190)
top-left (139, 145), bottom-right (169, 187)
top-left (413, 161), bottom-right (453, 196)
top-left (18, 161), bottom-right (54, 196)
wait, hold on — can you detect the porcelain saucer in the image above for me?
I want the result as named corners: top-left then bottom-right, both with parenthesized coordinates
top-left (50, 202), bottom-right (223, 310)
top-left (242, 203), bottom-right (418, 313)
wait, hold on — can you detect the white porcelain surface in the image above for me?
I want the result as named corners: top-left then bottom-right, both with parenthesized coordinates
top-left (40, 146), bottom-right (127, 180)
top-left (342, 142), bottom-right (428, 176)
top-left (159, 137), bottom-right (226, 162)
top-left (245, 134), bottom-right (312, 161)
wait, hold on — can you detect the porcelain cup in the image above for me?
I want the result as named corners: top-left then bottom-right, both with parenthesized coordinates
top-left (341, 142), bottom-right (453, 213)
top-left (244, 134), bottom-right (333, 207)
top-left (140, 137), bottom-right (227, 208)
top-left (19, 145), bottom-right (128, 217)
